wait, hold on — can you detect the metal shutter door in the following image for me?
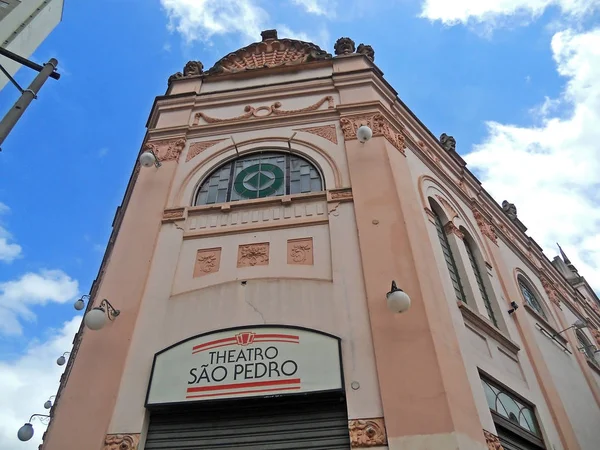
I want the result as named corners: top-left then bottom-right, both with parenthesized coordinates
top-left (145, 394), bottom-right (351, 450)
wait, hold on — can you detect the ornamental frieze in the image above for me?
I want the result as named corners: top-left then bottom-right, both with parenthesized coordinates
top-left (143, 138), bottom-right (186, 163)
top-left (348, 418), bottom-right (387, 447)
top-left (103, 434), bottom-right (140, 450)
top-left (339, 113), bottom-right (406, 154)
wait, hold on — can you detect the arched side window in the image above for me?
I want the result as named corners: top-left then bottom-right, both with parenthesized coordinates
top-left (518, 277), bottom-right (546, 319)
top-left (431, 205), bottom-right (467, 303)
top-left (464, 239), bottom-right (498, 327)
top-left (576, 329), bottom-right (597, 361)
top-left (194, 152), bottom-right (323, 205)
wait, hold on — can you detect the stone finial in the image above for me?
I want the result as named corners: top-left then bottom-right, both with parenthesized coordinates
top-left (261, 29), bottom-right (278, 41)
top-left (440, 133), bottom-right (456, 152)
top-left (357, 43), bottom-right (375, 61)
top-left (334, 37), bottom-right (355, 55)
top-left (501, 200), bottom-right (518, 220)
top-left (183, 60), bottom-right (204, 76)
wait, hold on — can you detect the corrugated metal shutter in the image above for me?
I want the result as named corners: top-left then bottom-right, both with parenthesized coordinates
top-left (145, 393), bottom-right (351, 449)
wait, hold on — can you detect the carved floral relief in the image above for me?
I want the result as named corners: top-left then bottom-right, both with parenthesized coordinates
top-left (162, 207), bottom-right (185, 222)
top-left (194, 96), bottom-right (334, 126)
top-left (540, 275), bottom-right (561, 306)
top-left (472, 208), bottom-right (498, 245)
top-left (143, 138), bottom-right (186, 163)
top-left (103, 434), bottom-right (140, 450)
top-left (194, 248), bottom-right (222, 277)
top-left (186, 139), bottom-right (227, 162)
top-left (444, 221), bottom-right (464, 239)
top-left (287, 238), bottom-right (314, 265)
top-left (238, 243), bottom-right (270, 267)
top-left (294, 124), bottom-right (338, 144)
top-left (483, 430), bottom-right (504, 450)
top-left (348, 418), bottom-right (387, 447)
top-left (340, 113), bottom-right (406, 154)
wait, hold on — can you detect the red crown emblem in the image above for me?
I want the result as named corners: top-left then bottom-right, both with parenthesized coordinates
top-left (235, 332), bottom-right (256, 346)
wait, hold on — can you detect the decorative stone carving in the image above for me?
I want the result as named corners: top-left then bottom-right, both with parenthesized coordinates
top-left (472, 208), bottom-right (498, 245)
top-left (168, 71), bottom-right (184, 84)
top-left (483, 430), bottom-right (504, 450)
top-left (293, 124), bottom-right (338, 144)
top-left (238, 243), bottom-right (269, 267)
top-left (591, 328), bottom-right (600, 347)
top-left (440, 133), bottom-right (456, 152)
top-left (162, 207), bottom-right (185, 222)
top-left (194, 248), bottom-right (221, 277)
top-left (348, 418), bottom-right (387, 447)
top-left (328, 188), bottom-right (353, 202)
top-left (417, 140), bottom-right (441, 163)
top-left (340, 113), bottom-right (406, 154)
top-left (183, 60), bottom-right (204, 77)
top-left (194, 96), bottom-right (334, 125)
top-left (288, 238), bottom-right (314, 265)
top-left (103, 433), bottom-right (140, 450)
top-left (540, 275), bottom-right (561, 306)
top-left (502, 200), bottom-right (518, 220)
top-left (334, 37), bottom-right (356, 55)
top-left (143, 138), bottom-right (186, 162)
top-left (444, 221), bottom-right (464, 239)
top-left (186, 139), bottom-right (227, 162)
top-left (205, 30), bottom-right (331, 75)
top-left (356, 43), bottom-right (375, 61)
top-left (435, 195), bottom-right (459, 220)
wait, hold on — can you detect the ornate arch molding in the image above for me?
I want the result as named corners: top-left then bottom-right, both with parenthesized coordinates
top-left (174, 136), bottom-right (342, 206)
top-left (418, 175), bottom-right (492, 262)
top-left (513, 267), bottom-right (553, 318)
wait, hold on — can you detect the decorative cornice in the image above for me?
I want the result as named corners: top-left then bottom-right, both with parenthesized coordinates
top-left (472, 207), bottom-right (498, 245)
top-left (348, 418), bottom-right (387, 447)
top-left (417, 140), bottom-right (441, 163)
top-left (103, 434), bottom-right (140, 450)
top-left (162, 207), bottom-right (186, 222)
top-left (206, 30), bottom-right (331, 75)
top-left (144, 138), bottom-right (186, 163)
top-left (340, 113), bottom-right (406, 154)
top-left (483, 430), bottom-right (504, 450)
top-left (193, 96), bottom-right (334, 126)
top-left (293, 124), bottom-right (338, 144)
top-left (186, 139), bottom-right (227, 162)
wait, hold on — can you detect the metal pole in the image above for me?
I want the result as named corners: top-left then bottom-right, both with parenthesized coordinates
top-left (0, 58), bottom-right (58, 148)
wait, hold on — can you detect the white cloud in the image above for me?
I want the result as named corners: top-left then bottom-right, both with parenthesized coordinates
top-left (0, 271), bottom-right (79, 335)
top-left (0, 203), bottom-right (22, 263)
top-left (420, 0), bottom-right (599, 26)
top-left (291, 0), bottom-right (337, 17)
top-left (464, 28), bottom-right (600, 291)
top-left (159, 0), bottom-right (268, 43)
top-left (0, 316), bottom-right (80, 450)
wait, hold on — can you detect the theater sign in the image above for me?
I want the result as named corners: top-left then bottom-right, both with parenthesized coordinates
top-left (146, 326), bottom-right (343, 406)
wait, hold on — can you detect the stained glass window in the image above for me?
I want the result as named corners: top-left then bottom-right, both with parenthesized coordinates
top-left (195, 152), bottom-right (323, 205)
top-left (481, 378), bottom-right (541, 437)
top-left (464, 239), bottom-right (498, 327)
top-left (432, 208), bottom-right (466, 303)
top-left (518, 279), bottom-right (546, 319)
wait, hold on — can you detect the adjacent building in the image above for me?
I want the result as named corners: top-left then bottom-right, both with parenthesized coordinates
top-left (41, 30), bottom-right (600, 450)
top-left (0, 0), bottom-right (64, 90)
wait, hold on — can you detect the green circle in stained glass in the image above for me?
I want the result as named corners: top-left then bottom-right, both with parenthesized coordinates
top-left (233, 163), bottom-right (284, 199)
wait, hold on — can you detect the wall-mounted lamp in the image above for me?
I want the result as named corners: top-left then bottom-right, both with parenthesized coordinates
top-left (56, 352), bottom-right (70, 366)
top-left (139, 147), bottom-right (161, 168)
top-left (17, 414), bottom-right (49, 441)
top-left (43, 396), bottom-right (56, 410)
top-left (356, 125), bottom-right (373, 143)
top-left (84, 298), bottom-right (120, 331)
top-left (73, 294), bottom-right (90, 311)
top-left (386, 281), bottom-right (411, 313)
top-left (552, 319), bottom-right (587, 338)
top-left (508, 301), bottom-right (519, 315)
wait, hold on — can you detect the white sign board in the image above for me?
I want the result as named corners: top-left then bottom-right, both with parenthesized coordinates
top-left (146, 326), bottom-right (343, 406)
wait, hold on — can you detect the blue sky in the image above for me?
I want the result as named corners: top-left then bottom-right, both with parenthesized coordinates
top-left (1, 0), bottom-right (599, 447)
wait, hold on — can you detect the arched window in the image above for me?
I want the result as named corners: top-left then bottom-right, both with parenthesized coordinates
top-left (431, 206), bottom-right (466, 303)
top-left (194, 152), bottom-right (323, 205)
top-left (518, 278), bottom-right (546, 319)
top-left (464, 239), bottom-right (498, 327)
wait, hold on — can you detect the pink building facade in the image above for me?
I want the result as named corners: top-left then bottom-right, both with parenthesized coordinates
top-left (41, 31), bottom-right (600, 450)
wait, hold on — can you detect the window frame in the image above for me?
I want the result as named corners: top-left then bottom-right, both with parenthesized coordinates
top-left (193, 151), bottom-right (325, 206)
top-left (517, 277), bottom-right (547, 320)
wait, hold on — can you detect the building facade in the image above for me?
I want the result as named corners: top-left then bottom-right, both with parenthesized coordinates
top-left (41, 31), bottom-right (600, 450)
top-left (0, 0), bottom-right (64, 90)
